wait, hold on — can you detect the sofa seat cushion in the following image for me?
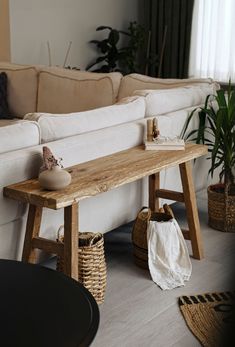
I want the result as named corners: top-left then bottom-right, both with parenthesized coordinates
top-left (37, 66), bottom-right (122, 113)
top-left (0, 62), bottom-right (38, 118)
top-left (25, 96), bottom-right (145, 143)
top-left (134, 85), bottom-right (217, 117)
top-left (118, 73), bottom-right (220, 100)
top-left (0, 119), bottom-right (40, 154)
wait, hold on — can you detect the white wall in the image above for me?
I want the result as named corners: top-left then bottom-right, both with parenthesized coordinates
top-left (9, 0), bottom-right (139, 70)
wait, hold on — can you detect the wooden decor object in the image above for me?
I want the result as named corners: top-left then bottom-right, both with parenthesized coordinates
top-left (153, 118), bottom-right (160, 139)
top-left (147, 119), bottom-right (154, 141)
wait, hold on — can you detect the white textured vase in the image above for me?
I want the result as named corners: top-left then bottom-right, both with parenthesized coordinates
top-left (38, 166), bottom-right (71, 190)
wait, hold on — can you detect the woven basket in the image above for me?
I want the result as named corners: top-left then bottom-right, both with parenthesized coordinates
top-left (132, 206), bottom-right (173, 269)
top-left (208, 185), bottom-right (235, 232)
top-left (56, 227), bottom-right (107, 304)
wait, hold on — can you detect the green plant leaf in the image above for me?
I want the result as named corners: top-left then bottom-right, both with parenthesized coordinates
top-left (181, 84), bottom-right (235, 184)
top-left (216, 89), bottom-right (228, 109)
top-left (180, 107), bottom-right (199, 139)
top-left (98, 40), bottom-right (110, 54)
top-left (96, 26), bottom-right (112, 31)
top-left (85, 55), bottom-right (107, 70)
top-left (108, 30), bottom-right (120, 46)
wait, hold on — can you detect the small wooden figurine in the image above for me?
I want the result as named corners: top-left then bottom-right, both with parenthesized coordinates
top-left (147, 119), bottom-right (154, 141)
top-left (153, 118), bottom-right (160, 139)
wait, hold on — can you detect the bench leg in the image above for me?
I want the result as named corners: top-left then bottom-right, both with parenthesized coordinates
top-left (22, 205), bottom-right (42, 263)
top-left (64, 203), bottom-right (79, 281)
top-left (149, 173), bottom-right (160, 212)
top-left (179, 161), bottom-right (204, 259)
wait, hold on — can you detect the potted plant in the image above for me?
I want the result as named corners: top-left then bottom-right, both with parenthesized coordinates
top-left (182, 83), bottom-right (235, 232)
top-left (86, 22), bottom-right (146, 74)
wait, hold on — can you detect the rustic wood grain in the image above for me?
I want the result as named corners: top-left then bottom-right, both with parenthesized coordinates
top-left (149, 173), bottom-right (160, 212)
top-left (181, 229), bottom-right (190, 240)
top-left (3, 143), bottom-right (207, 210)
top-left (63, 203), bottom-right (79, 280)
top-left (22, 205), bottom-right (42, 263)
top-left (32, 237), bottom-right (64, 256)
top-left (180, 161), bottom-right (204, 259)
top-left (156, 189), bottom-right (185, 202)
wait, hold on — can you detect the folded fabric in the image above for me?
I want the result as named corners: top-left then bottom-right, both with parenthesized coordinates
top-left (147, 218), bottom-right (192, 290)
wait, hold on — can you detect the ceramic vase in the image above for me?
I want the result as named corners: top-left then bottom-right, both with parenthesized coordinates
top-left (39, 166), bottom-right (71, 190)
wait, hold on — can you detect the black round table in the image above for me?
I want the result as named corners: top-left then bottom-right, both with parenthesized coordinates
top-left (0, 259), bottom-right (99, 347)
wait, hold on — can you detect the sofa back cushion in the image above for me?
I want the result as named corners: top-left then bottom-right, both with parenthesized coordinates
top-left (118, 73), bottom-right (219, 100)
top-left (0, 62), bottom-right (38, 118)
top-left (25, 96), bottom-right (145, 143)
top-left (0, 119), bottom-right (40, 154)
top-left (37, 67), bottom-right (122, 113)
top-left (134, 85), bottom-right (217, 117)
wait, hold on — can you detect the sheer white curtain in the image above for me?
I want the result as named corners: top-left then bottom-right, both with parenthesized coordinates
top-left (189, 0), bottom-right (235, 82)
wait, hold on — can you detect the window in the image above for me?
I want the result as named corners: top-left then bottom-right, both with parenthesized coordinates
top-left (189, 0), bottom-right (235, 82)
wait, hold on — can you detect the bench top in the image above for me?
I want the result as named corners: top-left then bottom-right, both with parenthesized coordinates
top-left (4, 143), bottom-right (207, 210)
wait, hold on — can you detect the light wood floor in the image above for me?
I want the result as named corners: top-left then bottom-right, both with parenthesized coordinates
top-left (91, 191), bottom-right (235, 347)
top-left (45, 190), bottom-right (235, 347)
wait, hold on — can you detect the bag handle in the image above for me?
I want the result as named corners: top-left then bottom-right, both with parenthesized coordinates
top-left (57, 225), bottom-right (101, 247)
top-left (163, 203), bottom-right (175, 218)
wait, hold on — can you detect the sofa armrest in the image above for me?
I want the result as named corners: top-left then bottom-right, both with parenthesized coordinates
top-left (0, 120), bottom-right (41, 154)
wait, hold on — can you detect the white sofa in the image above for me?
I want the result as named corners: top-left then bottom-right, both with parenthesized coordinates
top-left (0, 62), bottom-right (219, 260)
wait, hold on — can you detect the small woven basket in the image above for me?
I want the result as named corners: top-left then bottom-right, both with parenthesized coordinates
top-left (208, 185), bottom-right (235, 232)
top-left (56, 226), bottom-right (107, 304)
top-left (132, 205), bottom-right (173, 269)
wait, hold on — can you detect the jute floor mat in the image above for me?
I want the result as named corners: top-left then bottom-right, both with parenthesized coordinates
top-left (179, 291), bottom-right (235, 347)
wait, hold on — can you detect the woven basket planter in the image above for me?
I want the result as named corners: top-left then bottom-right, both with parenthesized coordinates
top-left (57, 229), bottom-right (107, 304)
top-left (132, 207), bottom-right (173, 269)
top-left (208, 185), bottom-right (235, 232)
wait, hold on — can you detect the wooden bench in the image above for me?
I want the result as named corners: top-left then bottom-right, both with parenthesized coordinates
top-left (4, 143), bottom-right (207, 281)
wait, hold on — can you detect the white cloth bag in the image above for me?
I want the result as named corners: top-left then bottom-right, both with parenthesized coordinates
top-left (147, 218), bottom-right (192, 290)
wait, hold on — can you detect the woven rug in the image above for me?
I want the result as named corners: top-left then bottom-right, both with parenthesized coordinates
top-left (179, 291), bottom-right (235, 347)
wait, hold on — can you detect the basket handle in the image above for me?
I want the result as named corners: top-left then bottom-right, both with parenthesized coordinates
top-left (56, 226), bottom-right (101, 247)
top-left (137, 206), bottom-right (152, 221)
top-left (56, 225), bottom-right (64, 242)
top-left (163, 203), bottom-right (175, 218)
top-left (89, 233), bottom-right (101, 246)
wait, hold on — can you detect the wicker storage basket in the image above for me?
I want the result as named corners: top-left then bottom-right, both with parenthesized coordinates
top-left (208, 185), bottom-right (235, 232)
top-left (57, 227), bottom-right (107, 304)
top-left (132, 206), bottom-right (173, 269)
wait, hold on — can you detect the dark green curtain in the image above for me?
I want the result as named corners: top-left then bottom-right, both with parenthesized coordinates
top-left (143, 0), bottom-right (194, 78)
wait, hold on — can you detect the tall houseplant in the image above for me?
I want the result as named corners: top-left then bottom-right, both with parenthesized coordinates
top-left (182, 84), bottom-right (235, 232)
top-left (86, 22), bottom-right (146, 74)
